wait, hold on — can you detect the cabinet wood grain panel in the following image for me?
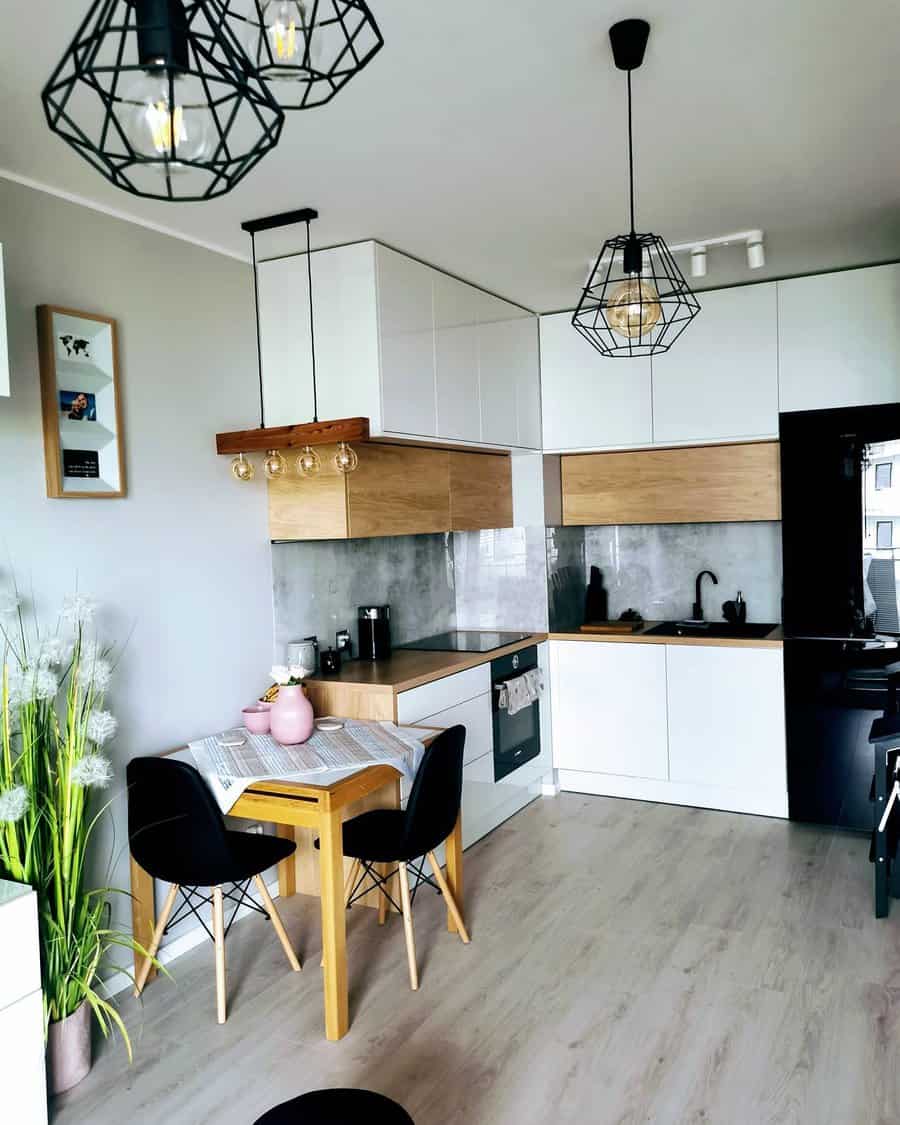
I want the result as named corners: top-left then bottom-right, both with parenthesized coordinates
top-left (449, 451), bottom-right (513, 530)
top-left (562, 441), bottom-right (781, 525)
top-left (348, 443), bottom-right (450, 537)
top-left (268, 445), bottom-right (349, 540)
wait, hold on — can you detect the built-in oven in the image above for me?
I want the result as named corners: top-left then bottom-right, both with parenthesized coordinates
top-left (491, 646), bottom-right (541, 781)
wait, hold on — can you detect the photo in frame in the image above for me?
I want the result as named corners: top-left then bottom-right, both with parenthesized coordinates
top-left (37, 305), bottom-right (125, 498)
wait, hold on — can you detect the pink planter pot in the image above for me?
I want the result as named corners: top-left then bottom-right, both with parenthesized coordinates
top-left (269, 684), bottom-right (314, 745)
top-left (47, 1001), bottom-right (91, 1094)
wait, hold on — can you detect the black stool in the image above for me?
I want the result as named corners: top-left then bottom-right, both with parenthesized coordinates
top-left (128, 756), bottom-right (301, 1023)
top-left (254, 1089), bottom-right (414, 1124)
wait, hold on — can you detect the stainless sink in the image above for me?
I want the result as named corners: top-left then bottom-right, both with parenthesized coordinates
top-left (643, 621), bottom-right (778, 640)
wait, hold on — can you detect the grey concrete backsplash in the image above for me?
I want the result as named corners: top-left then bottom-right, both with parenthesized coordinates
top-left (272, 533), bottom-right (457, 657)
top-left (546, 525), bottom-right (587, 632)
top-left (452, 527), bottom-right (550, 632)
top-left (583, 522), bottom-right (783, 624)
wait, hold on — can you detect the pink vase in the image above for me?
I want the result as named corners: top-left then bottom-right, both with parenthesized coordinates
top-left (270, 684), bottom-right (314, 745)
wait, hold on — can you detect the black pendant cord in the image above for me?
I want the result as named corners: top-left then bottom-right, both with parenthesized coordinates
top-left (305, 218), bottom-right (319, 424)
top-left (626, 67), bottom-right (636, 237)
top-left (249, 229), bottom-right (266, 429)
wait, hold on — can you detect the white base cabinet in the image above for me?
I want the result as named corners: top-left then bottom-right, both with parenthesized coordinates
top-left (550, 640), bottom-right (788, 819)
top-left (0, 882), bottom-right (47, 1125)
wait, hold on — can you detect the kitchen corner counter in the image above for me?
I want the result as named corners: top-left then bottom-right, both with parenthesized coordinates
top-left (549, 624), bottom-right (783, 648)
top-left (306, 633), bottom-right (548, 696)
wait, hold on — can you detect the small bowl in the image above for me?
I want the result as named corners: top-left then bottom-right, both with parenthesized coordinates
top-left (242, 706), bottom-right (271, 735)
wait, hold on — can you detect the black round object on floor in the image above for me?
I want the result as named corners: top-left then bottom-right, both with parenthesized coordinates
top-left (253, 1089), bottom-right (414, 1124)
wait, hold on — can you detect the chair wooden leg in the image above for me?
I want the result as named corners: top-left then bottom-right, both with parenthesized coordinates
top-left (133, 882), bottom-right (178, 998)
top-left (344, 858), bottom-right (362, 908)
top-left (377, 863), bottom-right (389, 925)
top-left (254, 875), bottom-right (301, 972)
top-left (427, 852), bottom-right (471, 944)
top-left (212, 886), bottom-right (227, 1025)
top-left (397, 862), bottom-right (418, 991)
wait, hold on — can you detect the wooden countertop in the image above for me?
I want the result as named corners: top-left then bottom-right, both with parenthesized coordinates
top-left (305, 633), bottom-right (548, 695)
top-left (549, 624), bottom-right (783, 649)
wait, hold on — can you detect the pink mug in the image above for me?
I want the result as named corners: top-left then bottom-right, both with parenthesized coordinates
top-left (242, 706), bottom-right (271, 735)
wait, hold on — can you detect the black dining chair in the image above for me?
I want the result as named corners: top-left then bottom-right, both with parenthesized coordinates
top-left (253, 1089), bottom-right (414, 1124)
top-left (320, 724), bottom-right (470, 991)
top-left (127, 756), bottom-right (301, 1024)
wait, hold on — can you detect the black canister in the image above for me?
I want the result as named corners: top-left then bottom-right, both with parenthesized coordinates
top-left (357, 605), bottom-right (392, 661)
top-left (320, 648), bottom-right (341, 676)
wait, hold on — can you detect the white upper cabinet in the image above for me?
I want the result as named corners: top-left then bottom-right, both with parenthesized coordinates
top-left (651, 282), bottom-right (779, 445)
top-left (434, 272), bottom-right (481, 442)
top-left (376, 245), bottom-right (437, 437)
top-left (778, 264), bottom-right (900, 413)
top-left (539, 311), bottom-right (652, 451)
top-left (257, 241), bottom-right (540, 450)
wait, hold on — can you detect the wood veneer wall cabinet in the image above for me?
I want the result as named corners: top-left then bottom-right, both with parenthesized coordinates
top-left (561, 441), bottom-right (781, 526)
top-left (449, 451), bottom-right (513, 530)
top-left (268, 443), bottom-right (512, 540)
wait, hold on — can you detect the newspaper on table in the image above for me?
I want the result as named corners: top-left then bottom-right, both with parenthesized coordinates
top-left (189, 720), bottom-right (426, 814)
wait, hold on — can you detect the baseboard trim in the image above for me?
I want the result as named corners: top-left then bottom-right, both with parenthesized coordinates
top-left (557, 770), bottom-right (788, 819)
top-left (100, 878), bottom-right (280, 1000)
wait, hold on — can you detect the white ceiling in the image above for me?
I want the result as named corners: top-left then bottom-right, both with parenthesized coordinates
top-left (3, 0), bottom-right (900, 311)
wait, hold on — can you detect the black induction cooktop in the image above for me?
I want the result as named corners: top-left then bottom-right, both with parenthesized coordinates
top-left (398, 630), bottom-right (532, 654)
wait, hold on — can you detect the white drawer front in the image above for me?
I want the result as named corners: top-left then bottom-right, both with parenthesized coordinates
top-left (0, 891), bottom-right (40, 1012)
top-left (419, 693), bottom-right (493, 766)
top-left (397, 663), bottom-right (491, 725)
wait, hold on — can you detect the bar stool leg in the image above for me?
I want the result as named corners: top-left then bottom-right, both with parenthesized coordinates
top-left (212, 886), bottom-right (227, 1024)
top-left (254, 875), bottom-right (301, 972)
top-left (133, 882), bottom-right (178, 997)
top-left (397, 862), bottom-right (418, 991)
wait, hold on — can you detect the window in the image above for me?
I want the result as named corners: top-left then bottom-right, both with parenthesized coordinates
top-left (877, 521), bottom-right (893, 549)
top-left (876, 463), bottom-right (892, 490)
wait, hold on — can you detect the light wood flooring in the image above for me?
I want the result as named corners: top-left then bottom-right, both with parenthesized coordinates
top-left (54, 793), bottom-right (900, 1124)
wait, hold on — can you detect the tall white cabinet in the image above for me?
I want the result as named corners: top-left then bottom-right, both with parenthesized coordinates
top-left (258, 241), bottom-right (541, 450)
top-left (778, 263), bottom-right (900, 412)
top-left (0, 881), bottom-right (47, 1125)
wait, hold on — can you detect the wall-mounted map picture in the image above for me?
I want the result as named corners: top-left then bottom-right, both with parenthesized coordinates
top-left (37, 306), bottom-right (125, 498)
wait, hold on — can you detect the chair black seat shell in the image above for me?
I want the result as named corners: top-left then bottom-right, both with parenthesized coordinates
top-left (253, 1088), bottom-right (414, 1124)
top-left (127, 756), bottom-right (294, 886)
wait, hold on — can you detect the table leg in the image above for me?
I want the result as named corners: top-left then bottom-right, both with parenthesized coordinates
top-left (319, 807), bottom-right (349, 1040)
top-left (445, 812), bottom-right (464, 934)
top-left (130, 855), bottom-right (156, 983)
top-left (276, 824), bottom-right (296, 899)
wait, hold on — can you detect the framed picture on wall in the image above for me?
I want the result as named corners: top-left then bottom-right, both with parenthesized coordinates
top-left (37, 305), bottom-right (126, 499)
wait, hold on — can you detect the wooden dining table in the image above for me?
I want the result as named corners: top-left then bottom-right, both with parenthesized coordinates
top-left (129, 731), bottom-right (464, 1041)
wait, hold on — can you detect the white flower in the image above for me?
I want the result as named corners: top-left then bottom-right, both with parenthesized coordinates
top-left (38, 636), bottom-right (69, 667)
top-left (34, 666), bottom-right (58, 701)
top-left (61, 594), bottom-right (96, 626)
top-left (288, 663), bottom-right (312, 680)
top-left (86, 709), bottom-right (117, 746)
top-left (0, 590), bottom-right (20, 617)
top-left (71, 754), bottom-right (113, 789)
top-left (271, 664), bottom-right (291, 686)
top-left (0, 785), bottom-right (28, 823)
top-left (76, 653), bottom-right (112, 693)
top-left (7, 672), bottom-right (28, 707)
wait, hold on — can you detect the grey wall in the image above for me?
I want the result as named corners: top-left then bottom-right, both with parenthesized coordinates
top-left (546, 525), bottom-right (586, 632)
top-left (584, 522), bottom-right (783, 624)
top-left (0, 178), bottom-right (273, 970)
top-left (272, 533), bottom-right (456, 653)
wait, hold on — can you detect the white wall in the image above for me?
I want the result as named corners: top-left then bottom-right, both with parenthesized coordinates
top-left (0, 178), bottom-right (275, 968)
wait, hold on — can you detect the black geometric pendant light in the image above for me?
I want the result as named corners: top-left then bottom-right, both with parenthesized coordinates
top-left (572, 19), bottom-right (700, 358)
top-left (41, 0), bottom-right (284, 202)
top-left (223, 1), bottom-right (384, 110)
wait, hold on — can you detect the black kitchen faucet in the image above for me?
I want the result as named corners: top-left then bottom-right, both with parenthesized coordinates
top-left (692, 570), bottom-right (719, 620)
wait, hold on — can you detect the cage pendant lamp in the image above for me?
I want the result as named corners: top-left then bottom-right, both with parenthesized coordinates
top-left (224, 0), bottom-right (384, 110)
top-left (572, 19), bottom-right (700, 358)
top-left (41, 0), bottom-right (284, 202)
